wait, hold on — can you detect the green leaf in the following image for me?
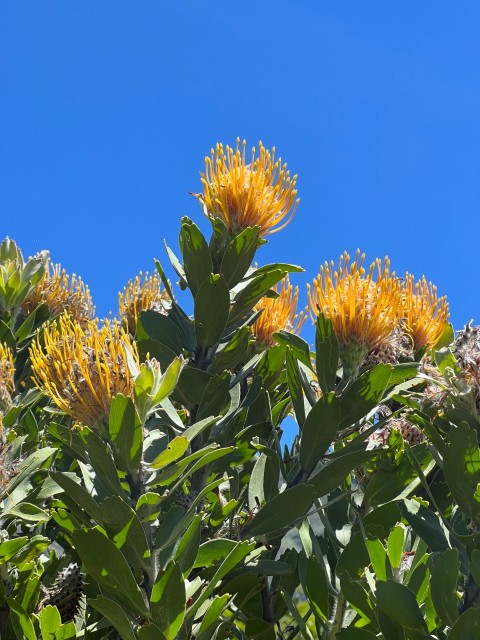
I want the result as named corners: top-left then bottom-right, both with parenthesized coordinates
top-left (50, 471), bottom-right (102, 522)
top-left (229, 269), bottom-right (287, 324)
top-left (78, 427), bottom-right (127, 499)
top-left (39, 605), bottom-right (61, 640)
top-left (151, 561), bottom-right (186, 639)
top-left (305, 555), bottom-right (329, 621)
top-left (98, 496), bottom-right (151, 570)
top-left (387, 524), bottom-right (405, 570)
top-left (376, 580), bottom-right (428, 633)
top-left (244, 618), bottom-right (276, 640)
top-left (310, 450), bottom-right (375, 497)
top-left (2, 502), bottom-right (49, 522)
top-left (195, 274), bottom-right (230, 349)
top-left (430, 548), bottom-right (460, 627)
top-left (134, 356), bottom-right (184, 423)
top-left (72, 527), bottom-right (150, 618)
top-left (273, 331), bottom-right (312, 369)
top-left (137, 309), bottom-right (183, 353)
top-left (339, 574), bottom-right (375, 623)
top-left (220, 226), bottom-right (260, 287)
top-left (248, 484), bottom-right (316, 536)
top-left (315, 312), bottom-right (339, 393)
top-left (194, 539), bottom-right (237, 568)
top-left (179, 218), bottom-right (213, 295)
top-left (0, 537), bottom-right (29, 562)
top-left (187, 540), bottom-right (255, 619)
top-left (5, 597), bottom-right (36, 640)
top-left (109, 395), bottom-right (143, 473)
top-left (8, 536), bottom-right (50, 564)
top-left (447, 608), bottom-right (480, 639)
top-left (88, 596), bottom-right (136, 640)
top-left (399, 499), bottom-right (449, 552)
top-left (197, 371), bottom-right (231, 421)
top-left (174, 514), bottom-right (202, 575)
top-left (208, 326), bottom-right (250, 375)
top-left (6, 447), bottom-right (56, 494)
top-left (150, 436), bottom-right (189, 469)
top-left (278, 588), bottom-right (315, 640)
top-left (366, 537), bottom-right (391, 581)
top-left (197, 594), bottom-right (232, 639)
top-left (443, 421), bottom-right (480, 520)
top-left (300, 392), bottom-right (341, 474)
top-left (339, 364), bottom-right (392, 429)
top-left (54, 621), bottom-right (76, 640)
top-left (285, 347), bottom-right (306, 427)
top-left (138, 624), bottom-right (168, 640)
top-left (435, 346), bottom-right (461, 376)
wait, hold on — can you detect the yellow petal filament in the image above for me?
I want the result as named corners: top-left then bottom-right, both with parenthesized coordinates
top-left (402, 274), bottom-right (449, 351)
top-left (197, 138), bottom-right (299, 237)
top-left (30, 314), bottom-right (139, 433)
top-left (252, 277), bottom-right (306, 349)
top-left (308, 251), bottom-right (402, 378)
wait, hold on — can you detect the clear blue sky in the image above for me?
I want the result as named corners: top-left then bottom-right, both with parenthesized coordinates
top-left (1, 1), bottom-right (479, 337)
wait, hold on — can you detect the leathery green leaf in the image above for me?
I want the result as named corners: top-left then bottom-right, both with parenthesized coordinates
top-left (72, 527), bottom-right (150, 618)
top-left (194, 274), bottom-right (230, 349)
top-left (151, 561), bottom-right (186, 639)
top-left (430, 548), bottom-right (459, 627)
top-left (247, 484), bottom-right (315, 536)
top-left (376, 580), bottom-right (428, 633)
top-left (300, 391), bottom-right (340, 474)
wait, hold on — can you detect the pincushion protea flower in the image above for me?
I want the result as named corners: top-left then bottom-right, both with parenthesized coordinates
top-left (119, 271), bottom-right (170, 335)
top-left (23, 260), bottom-right (94, 327)
top-left (308, 251), bottom-right (402, 378)
top-left (0, 341), bottom-right (15, 418)
top-left (196, 138), bottom-right (299, 237)
top-left (402, 274), bottom-right (449, 351)
top-left (30, 314), bottom-right (139, 434)
top-left (252, 277), bottom-right (306, 349)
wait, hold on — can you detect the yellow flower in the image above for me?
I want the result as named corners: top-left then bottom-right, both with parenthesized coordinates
top-left (308, 251), bottom-right (402, 377)
top-left (402, 274), bottom-right (449, 351)
top-left (30, 314), bottom-right (139, 432)
top-left (23, 261), bottom-right (94, 327)
top-left (0, 342), bottom-right (15, 420)
top-left (252, 277), bottom-right (306, 349)
top-left (119, 271), bottom-right (170, 335)
top-left (0, 342), bottom-right (15, 395)
top-left (196, 138), bottom-right (299, 237)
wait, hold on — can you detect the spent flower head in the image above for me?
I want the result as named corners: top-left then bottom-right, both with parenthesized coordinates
top-left (119, 271), bottom-right (170, 335)
top-left (30, 314), bottom-right (139, 435)
top-left (252, 277), bottom-right (306, 349)
top-left (196, 138), bottom-right (299, 237)
top-left (23, 260), bottom-right (94, 327)
top-left (402, 274), bottom-right (449, 352)
top-left (308, 250), bottom-right (402, 378)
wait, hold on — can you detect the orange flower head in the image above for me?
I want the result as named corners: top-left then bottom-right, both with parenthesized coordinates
top-left (23, 260), bottom-right (94, 327)
top-left (197, 138), bottom-right (299, 237)
top-left (402, 274), bottom-right (449, 351)
top-left (252, 277), bottom-right (306, 349)
top-left (119, 271), bottom-right (171, 335)
top-left (308, 251), bottom-right (402, 377)
top-left (30, 314), bottom-right (140, 434)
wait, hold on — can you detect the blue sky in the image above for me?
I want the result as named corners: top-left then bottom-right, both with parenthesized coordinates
top-left (1, 1), bottom-right (479, 338)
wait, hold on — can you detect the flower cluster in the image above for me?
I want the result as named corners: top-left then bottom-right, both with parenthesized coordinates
top-left (197, 138), bottom-right (299, 237)
top-left (119, 271), bottom-right (170, 335)
top-left (251, 277), bottom-right (306, 349)
top-left (0, 342), bottom-right (15, 418)
top-left (30, 314), bottom-right (139, 434)
top-left (23, 260), bottom-right (94, 327)
top-left (308, 251), bottom-right (450, 378)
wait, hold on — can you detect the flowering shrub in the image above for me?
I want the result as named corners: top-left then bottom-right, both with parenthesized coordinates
top-left (0, 141), bottom-right (478, 639)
